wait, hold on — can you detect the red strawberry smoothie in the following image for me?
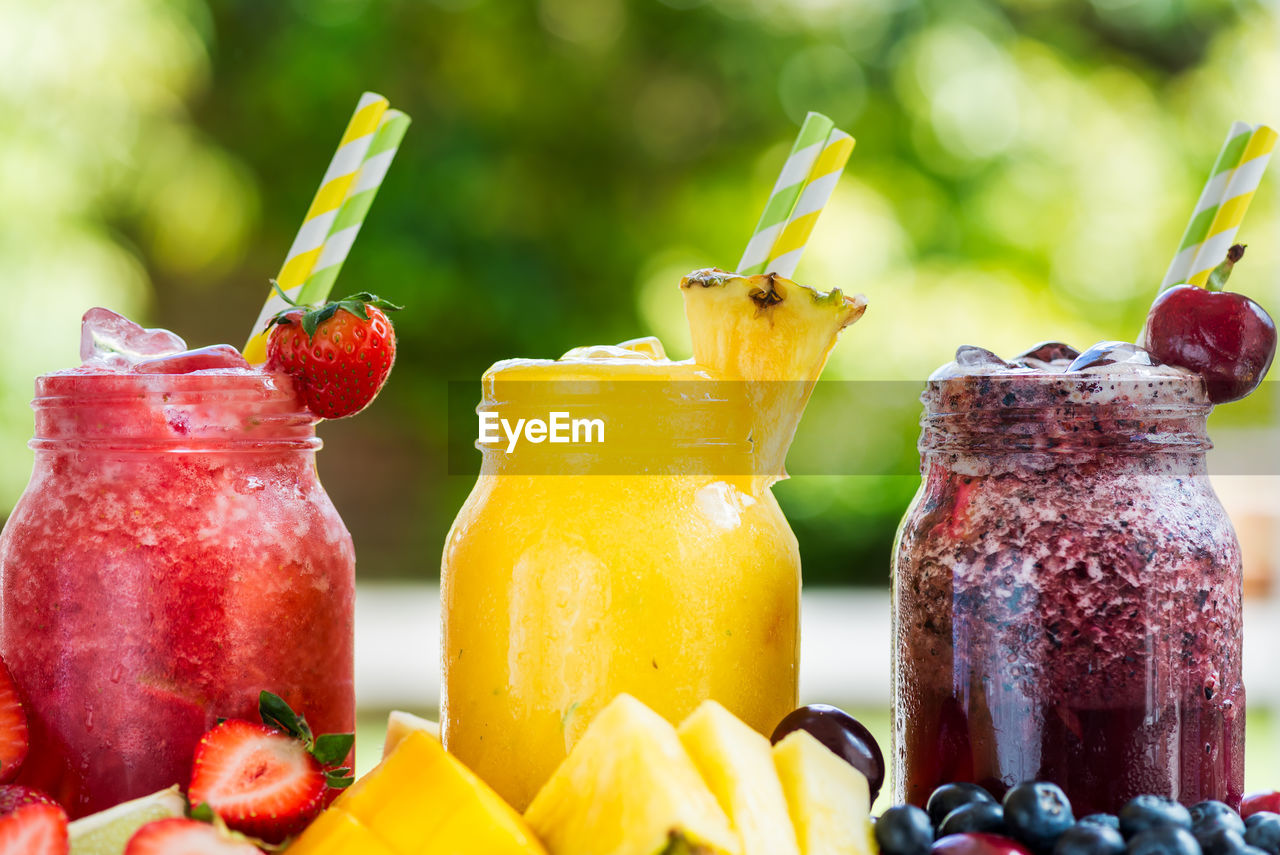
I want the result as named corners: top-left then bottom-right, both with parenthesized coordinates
top-left (0, 311), bottom-right (355, 816)
top-left (893, 345), bottom-right (1243, 815)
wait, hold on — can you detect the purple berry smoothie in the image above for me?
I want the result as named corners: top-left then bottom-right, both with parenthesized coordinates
top-left (893, 344), bottom-right (1244, 815)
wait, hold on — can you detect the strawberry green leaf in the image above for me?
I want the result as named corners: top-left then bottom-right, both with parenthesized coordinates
top-left (324, 770), bottom-right (356, 790)
top-left (190, 802), bottom-right (216, 823)
top-left (312, 732), bottom-right (355, 767)
top-left (259, 691), bottom-right (314, 746)
top-left (336, 292), bottom-right (404, 312)
top-left (336, 300), bottom-right (371, 321)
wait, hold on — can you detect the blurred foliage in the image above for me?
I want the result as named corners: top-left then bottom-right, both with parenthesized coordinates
top-left (0, 0), bottom-right (1276, 584)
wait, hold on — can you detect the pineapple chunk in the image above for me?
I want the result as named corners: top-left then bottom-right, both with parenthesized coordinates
top-left (337, 730), bottom-right (546, 855)
top-left (680, 269), bottom-right (865, 478)
top-left (772, 731), bottom-right (874, 855)
top-left (283, 808), bottom-right (397, 855)
top-left (383, 709), bottom-right (440, 758)
top-left (678, 701), bottom-right (800, 855)
top-left (524, 694), bottom-right (741, 855)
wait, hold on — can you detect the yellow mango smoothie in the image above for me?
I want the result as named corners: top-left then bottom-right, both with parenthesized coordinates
top-left (441, 270), bottom-right (865, 808)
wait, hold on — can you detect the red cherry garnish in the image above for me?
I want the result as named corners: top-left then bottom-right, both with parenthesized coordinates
top-left (1143, 245), bottom-right (1277, 404)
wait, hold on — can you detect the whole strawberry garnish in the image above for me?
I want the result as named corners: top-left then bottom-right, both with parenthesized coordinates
top-left (188, 692), bottom-right (353, 844)
top-left (1144, 244), bottom-right (1277, 404)
top-left (264, 287), bottom-right (401, 419)
top-left (0, 657), bottom-right (28, 785)
top-left (0, 802), bottom-right (67, 855)
top-left (0, 786), bottom-right (56, 816)
top-left (124, 818), bottom-right (263, 854)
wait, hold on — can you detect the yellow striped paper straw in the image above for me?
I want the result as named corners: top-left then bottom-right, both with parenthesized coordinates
top-left (738, 112), bottom-right (834, 275)
top-left (1161, 121), bottom-right (1253, 290)
top-left (1186, 124), bottom-right (1277, 288)
top-left (296, 109), bottom-right (412, 306)
top-left (765, 127), bottom-right (855, 279)
top-left (244, 92), bottom-right (390, 363)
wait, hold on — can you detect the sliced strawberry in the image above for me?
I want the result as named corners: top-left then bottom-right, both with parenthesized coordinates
top-left (0, 658), bottom-right (28, 784)
top-left (124, 818), bottom-right (263, 854)
top-left (0, 785), bottom-right (56, 815)
top-left (0, 802), bottom-right (68, 855)
top-left (188, 720), bottom-right (325, 843)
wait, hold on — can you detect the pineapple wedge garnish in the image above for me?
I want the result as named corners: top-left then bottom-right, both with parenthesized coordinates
top-left (680, 269), bottom-right (865, 480)
top-left (772, 731), bottom-right (875, 855)
top-left (525, 694), bottom-right (741, 855)
top-left (678, 701), bottom-right (800, 855)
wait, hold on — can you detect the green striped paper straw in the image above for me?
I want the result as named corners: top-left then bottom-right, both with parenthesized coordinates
top-left (738, 112), bottom-right (835, 275)
top-left (297, 109), bottom-right (412, 305)
top-left (1160, 121), bottom-right (1253, 290)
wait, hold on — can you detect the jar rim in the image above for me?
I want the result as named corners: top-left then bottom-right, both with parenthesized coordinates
top-left (920, 373), bottom-right (1213, 454)
top-left (30, 369), bottom-right (320, 452)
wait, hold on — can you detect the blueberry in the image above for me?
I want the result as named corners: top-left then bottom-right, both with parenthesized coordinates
top-left (1054, 824), bottom-right (1126, 855)
top-left (941, 803), bottom-right (1008, 837)
top-left (929, 784), bottom-right (998, 829)
top-left (1082, 817), bottom-right (1123, 831)
top-left (1120, 796), bottom-right (1194, 839)
top-left (1126, 826), bottom-right (1201, 855)
top-left (878, 805), bottom-right (936, 855)
top-left (1199, 828), bottom-right (1249, 855)
top-left (1246, 814), bottom-right (1280, 855)
top-left (1192, 803), bottom-right (1246, 837)
top-left (1004, 782), bottom-right (1075, 852)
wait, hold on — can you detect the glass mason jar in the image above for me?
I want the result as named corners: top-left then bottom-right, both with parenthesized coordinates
top-left (0, 369), bottom-right (355, 817)
top-left (441, 352), bottom-right (801, 811)
top-left (893, 369), bottom-right (1244, 815)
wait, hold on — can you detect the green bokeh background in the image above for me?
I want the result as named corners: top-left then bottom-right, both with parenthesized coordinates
top-left (0, 0), bottom-right (1275, 585)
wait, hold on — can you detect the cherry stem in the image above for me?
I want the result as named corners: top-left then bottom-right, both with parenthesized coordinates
top-left (1207, 244), bottom-right (1246, 292)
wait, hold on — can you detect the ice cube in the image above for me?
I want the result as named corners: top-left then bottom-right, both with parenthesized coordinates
top-left (1016, 342), bottom-right (1080, 363)
top-left (954, 345), bottom-right (1010, 369)
top-left (80, 308), bottom-right (186, 365)
top-left (1067, 341), bottom-right (1159, 372)
top-left (133, 344), bottom-right (250, 374)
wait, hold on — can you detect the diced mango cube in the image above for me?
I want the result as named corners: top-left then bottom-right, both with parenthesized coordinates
top-left (414, 788), bottom-right (546, 855)
top-left (284, 807), bottom-right (397, 855)
top-left (337, 730), bottom-right (546, 855)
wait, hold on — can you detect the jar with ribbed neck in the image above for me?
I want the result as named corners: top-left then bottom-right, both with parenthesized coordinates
top-left (0, 368), bottom-right (355, 817)
top-left (893, 366), bottom-right (1243, 815)
top-left (442, 346), bottom-right (800, 811)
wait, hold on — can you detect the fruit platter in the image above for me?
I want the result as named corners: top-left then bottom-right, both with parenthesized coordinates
top-left (0, 92), bottom-right (1278, 855)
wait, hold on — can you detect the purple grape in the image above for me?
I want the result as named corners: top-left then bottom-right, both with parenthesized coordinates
top-left (771, 704), bottom-right (884, 805)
